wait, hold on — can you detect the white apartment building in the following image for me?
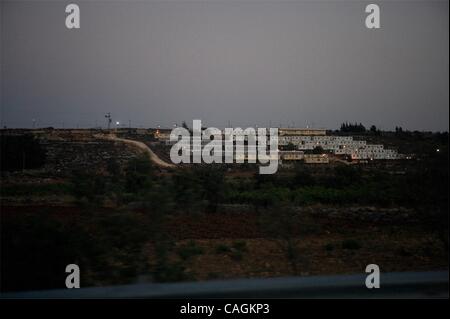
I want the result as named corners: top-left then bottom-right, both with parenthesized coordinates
top-left (279, 133), bottom-right (399, 160)
top-left (159, 126), bottom-right (400, 161)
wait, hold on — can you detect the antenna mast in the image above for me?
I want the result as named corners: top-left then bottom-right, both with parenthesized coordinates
top-left (105, 113), bottom-right (112, 130)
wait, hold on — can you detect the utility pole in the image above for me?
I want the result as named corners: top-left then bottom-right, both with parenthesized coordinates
top-left (105, 113), bottom-right (112, 130)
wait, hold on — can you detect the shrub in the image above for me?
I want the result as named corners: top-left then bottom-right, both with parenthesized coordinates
top-left (153, 260), bottom-right (190, 283)
top-left (177, 241), bottom-right (204, 260)
top-left (230, 250), bottom-right (244, 261)
top-left (341, 239), bottom-right (362, 250)
top-left (232, 240), bottom-right (248, 252)
top-left (215, 244), bottom-right (231, 254)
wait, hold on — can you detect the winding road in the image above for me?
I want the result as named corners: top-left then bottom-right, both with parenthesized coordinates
top-left (94, 133), bottom-right (175, 168)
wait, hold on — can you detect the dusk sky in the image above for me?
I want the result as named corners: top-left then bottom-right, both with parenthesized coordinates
top-left (1, 0), bottom-right (448, 131)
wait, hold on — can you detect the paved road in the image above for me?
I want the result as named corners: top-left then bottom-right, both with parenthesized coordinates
top-left (2, 271), bottom-right (447, 298)
top-left (95, 134), bottom-right (175, 168)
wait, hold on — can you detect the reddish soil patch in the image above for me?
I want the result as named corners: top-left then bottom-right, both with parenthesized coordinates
top-left (166, 212), bottom-right (262, 239)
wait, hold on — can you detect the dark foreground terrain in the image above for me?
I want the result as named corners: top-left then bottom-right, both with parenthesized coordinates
top-left (1, 129), bottom-right (448, 292)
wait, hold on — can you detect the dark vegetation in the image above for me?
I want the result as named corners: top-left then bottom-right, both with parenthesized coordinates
top-left (340, 122), bottom-right (367, 133)
top-left (1, 209), bottom-right (151, 291)
top-left (1, 130), bottom-right (448, 291)
top-left (0, 134), bottom-right (46, 171)
top-left (224, 162), bottom-right (448, 209)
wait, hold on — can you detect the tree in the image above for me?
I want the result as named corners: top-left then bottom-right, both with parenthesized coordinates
top-left (292, 166), bottom-right (315, 187)
top-left (124, 155), bottom-right (154, 194)
top-left (312, 146), bottom-right (324, 154)
top-left (370, 125), bottom-right (381, 135)
top-left (70, 169), bottom-right (107, 206)
top-left (340, 122), bottom-right (366, 133)
top-left (259, 204), bottom-right (304, 275)
top-left (196, 166), bottom-right (225, 213)
top-left (172, 169), bottom-right (204, 213)
top-left (0, 134), bottom-right (46, 171)
top-left (285, 142), bottom-right (296, 151)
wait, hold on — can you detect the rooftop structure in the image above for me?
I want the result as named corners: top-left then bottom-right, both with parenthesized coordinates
top-left (279, 128), bottom-right (326, 136)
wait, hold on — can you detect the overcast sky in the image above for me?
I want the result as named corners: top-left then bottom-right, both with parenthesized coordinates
top-left (1, 0), bottom-right (448, 131)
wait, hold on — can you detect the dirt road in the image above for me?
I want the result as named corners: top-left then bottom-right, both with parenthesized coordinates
top-left (95, 134), bottom-right (175, 168)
